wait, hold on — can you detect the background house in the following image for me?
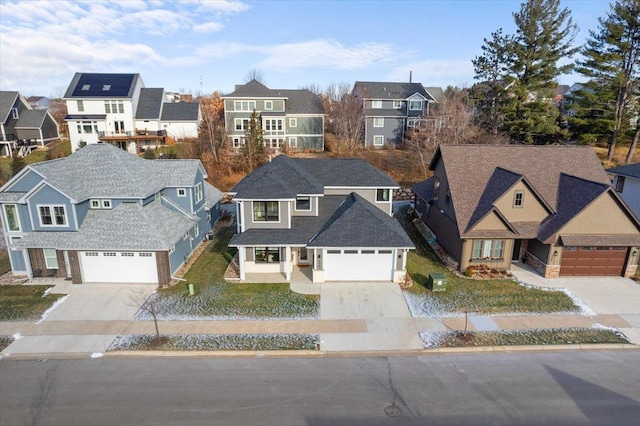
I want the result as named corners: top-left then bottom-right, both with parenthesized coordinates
top-left (0, 91), bottom-right (59, 157)
top-left (414, 145), bottom-right (640, 278)
top-left (0, 143), bottom-right (222, 285)
top-left (228, 155), bottom-right (413, 283)
top-left (608, 163), bottom-right (640, 219)
top-left (223, 80), bottom-right (325, 152)
top-left (352, 81), bottom-right (437, 148)
top-left (64, 73), bottom-right (200, 153)
top-left (26, 96), bottom-right (51, 110)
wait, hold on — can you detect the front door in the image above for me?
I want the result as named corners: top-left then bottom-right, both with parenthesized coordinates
top-left (298, 248), bottom-right (309, 265)
top-left (512, 240), bottom-right (522, 261)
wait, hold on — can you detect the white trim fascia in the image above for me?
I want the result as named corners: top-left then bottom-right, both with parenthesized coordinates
top-left (159, 195), bottom-right (196, 219)
top-left (233, 198), bottom-right (296, 202)
top-left (0, 165), bottom-right (44, 193)
top-left (324, 186), bottom-right (399, 190)
top-left (283, 113), bottom-right (325, 117)
top-left (406, 92), bottom-right (428, 101)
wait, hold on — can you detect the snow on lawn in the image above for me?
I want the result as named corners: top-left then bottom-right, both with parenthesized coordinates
top-left (135, 283), bottom-right (319, 321)
top-left (108, 333), bottom-right (320, 351)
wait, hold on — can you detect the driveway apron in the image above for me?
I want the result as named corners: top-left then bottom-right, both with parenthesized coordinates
top-left (320, 282), bottom-right (423, 351)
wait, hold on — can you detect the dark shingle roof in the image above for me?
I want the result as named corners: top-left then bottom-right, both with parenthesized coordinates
top-left (308, 193), bottom-right (414, 248)
top-left (423, 87), bottom-right (444, 102)
top-left (431, 145), bottom-right (611, 236)
top-left (466, 167), bottom-right (522, 232)
top-left (225, 79), bottom-right (283, 98)
top-left (14, 110), bottom-right (46, 128)
top-left (296, 158), bottom-right (398, 187)
top-left (276, 89), bottom-right (324, 114)
top-left (0, 91), bottom-right (19, 123)
top-left (161, 102), bottom-right (200, 121)
top-left (607, 163), bottom-right (640, 179)
top-left (64, 73), bottom-right (141, 98)
top-left (353, 81), bottom-right (433, 101)
top-left (136, 88), bottom-right (164, 119)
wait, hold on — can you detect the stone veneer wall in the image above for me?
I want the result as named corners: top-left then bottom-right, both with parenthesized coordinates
top-left (525, 252), bottom-right (560, 278)
top-left (625, 263), bottom-right (637, 279)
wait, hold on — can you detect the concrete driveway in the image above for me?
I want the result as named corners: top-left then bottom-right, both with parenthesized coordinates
top-left (1, 281), bottom-right (157, 357)
top-left (320, 282), bottom-right (423, 351)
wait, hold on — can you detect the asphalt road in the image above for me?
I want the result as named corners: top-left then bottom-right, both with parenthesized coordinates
top-left (1, 351), bottom-right (639, 425)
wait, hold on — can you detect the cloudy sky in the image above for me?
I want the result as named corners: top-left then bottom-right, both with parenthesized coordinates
top-left (1, 0), bottom-right (611, 97)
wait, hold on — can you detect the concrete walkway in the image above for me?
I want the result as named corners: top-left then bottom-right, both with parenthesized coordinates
top-left (2, 270), bottom-right (640, 357)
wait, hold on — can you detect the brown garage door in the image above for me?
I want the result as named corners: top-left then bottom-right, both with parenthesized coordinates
top-left (560, 246), bottom-right (627, 276)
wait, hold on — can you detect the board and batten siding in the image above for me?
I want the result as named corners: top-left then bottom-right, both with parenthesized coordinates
top-left (27, 184), bottom-right (76, 231)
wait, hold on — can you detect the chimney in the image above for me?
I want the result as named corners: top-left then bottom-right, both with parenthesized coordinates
top-left (409, 71), bottom-right (412, 83)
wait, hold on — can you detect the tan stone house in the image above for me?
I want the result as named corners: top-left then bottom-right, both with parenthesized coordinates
top-left (413, 145), bottom-right (640, 278)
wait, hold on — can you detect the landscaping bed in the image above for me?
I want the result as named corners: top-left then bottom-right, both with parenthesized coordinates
top-left (420, 328), bottom-right (630, 349)
top-left (108, 333), bottom-right (319, 351)
top-left (0, 285), bottom-right (64, 321)
top-left (0, 336), bottom-right (13, 351)
top-left (397, 208), bottom-right (579, 317)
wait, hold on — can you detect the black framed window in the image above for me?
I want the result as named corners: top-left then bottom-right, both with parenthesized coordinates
top-left (253, 201), bottom-right (279, 221)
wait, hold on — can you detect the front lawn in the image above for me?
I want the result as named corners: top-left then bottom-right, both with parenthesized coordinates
top-left (0, 285), bottom-right (64, 321)
top-left (108, 333), bottom-right (319, 351)
top-left (138, 226), bottom-right (320, 320)
top-left (397, 209), bottom-right (579, 316)
top-left (420, 328), bottom-right (630, 348)
top-left (0, 249), bottom-right (11, 276)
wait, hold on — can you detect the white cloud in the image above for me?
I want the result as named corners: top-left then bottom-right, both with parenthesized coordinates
top-left (121, 9), bottom-right (192, 35)
top-left (193, 0), bottom-right (250, 13)
top-left (387, 60), bottom-right (475, 88)
top-left (193, 21), bottom-right (224, 33)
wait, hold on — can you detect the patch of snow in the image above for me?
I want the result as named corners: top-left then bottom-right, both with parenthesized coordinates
top-left (90, 352), bottom-right (104, 358)
top-left (419, 332), bottom-right (447, 349)
top-left (36, 295), bottom-right (69, 324)
top-left (42, 287), bottom-right (52, 297)
top-left (12, 332), bottom-right (22, 340)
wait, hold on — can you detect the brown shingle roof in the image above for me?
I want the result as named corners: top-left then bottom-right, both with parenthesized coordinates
top-left (431, 145), bottom-right (611, 237)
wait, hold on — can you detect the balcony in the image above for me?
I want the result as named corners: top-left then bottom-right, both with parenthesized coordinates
top-left (98, 129), bottom-right (167, 141)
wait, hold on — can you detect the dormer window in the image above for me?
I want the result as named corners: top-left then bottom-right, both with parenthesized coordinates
top-left (295, 197), bottom-right (311, 211)
top-left (178, 188), bottom-right (186, 197)
top-left (409, 100), bottom-right (423, 110)
top-left (513, 191), bottom-right (524, 208)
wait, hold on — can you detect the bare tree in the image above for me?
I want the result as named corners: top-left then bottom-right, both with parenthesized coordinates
top-left (324, 82), bottom-right (364, 155)
top-left (198, 92), bottom-right (227, 162)
top-left (129, 288), bottom-right (162, 341)
top-left (245, 69), bottom-right (265, 84)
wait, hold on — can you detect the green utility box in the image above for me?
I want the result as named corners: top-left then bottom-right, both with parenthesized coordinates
top-left (428, 273), bottom-right (447, 292)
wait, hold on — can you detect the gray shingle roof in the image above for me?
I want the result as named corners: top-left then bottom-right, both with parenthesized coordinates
top-left (277, 89), bottom-right (324, 115)
top-left (14, 200), bottom-right (196, 251)
top-left (0, 91), bottom-right (19, 123)
top-left (160, 102), bottom-right (200, 121)
top-left (204, 181), bottom-right (223, 207)
top-left (353, 82), bottom-right (433, 101)
top-left (25, 143), bottom-right (205, 201)
top-left (430, 145), bottom-right (612, 237)
top-left (135, 88), bottom-right (164, 119)
top-left (423, 87), bottom-right (444, 102)
top-left (64, 73), bottom-right (141, 98)
top-left (308, 192), bottom-right (414, 248)
top-left (14, 110), bottom-right (46, 128)
top-left (296, 158), bottom-right (399, 187)
top-left (224, 80), bottom-right (282, 98)
top-left (607, 163), bottom-right (640, 179)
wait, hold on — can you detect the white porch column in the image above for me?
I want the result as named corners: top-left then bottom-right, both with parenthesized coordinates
top-left (284, 246), bottom-right (291, 281)
top-left (238, 246), bottom-right (246, 280)
top-left (401, 249), bottom-right (408, 270)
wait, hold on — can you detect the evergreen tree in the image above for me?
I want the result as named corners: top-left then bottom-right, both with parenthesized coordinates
top-left (10, 151), bottom-right (26, 177)
top-left (472, 0), bottom-right (577, 143)
top-left (573, 0), bottom-right (640, 162)
top-left (240, 110), bottom-right (266, 172)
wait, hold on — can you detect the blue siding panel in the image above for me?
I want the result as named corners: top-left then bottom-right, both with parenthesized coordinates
top-left (7, 170), bottom-right (43, 193)
top-left (28, 184), bottom-right (76, 231)
top-left (166, 187), bottom-right (192, 213)
top-left (9, 249), bottom-right (26, 272)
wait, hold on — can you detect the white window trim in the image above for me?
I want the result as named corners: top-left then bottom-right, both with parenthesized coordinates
top-left (232, 137), bottom-right (244, 148)
top-left (11, 108), bottom-right (19, 119)
top-left (376, 189), bottom-right (390, 203)
top-left (43, 248), bottom-right (58, 269)
top-left (264, 100), bottom-right (273, 110)
top-left (101, 199), bottom-right (112, 209)
top-left (195, 182), bottom-right (203, 203)
top-left (289, 118), bottom-right (297, 127)
top-left (373, 117), bottom-right (384, 127)
top-left (288, 136), bottom-right (297, 148)
top-left (77, 100), bottom-right (84, 112)
top-left (177, 188), bottom-right (187, 197)
top-left (194, 223), bottom-right (199, 237)
top-left (392, 100), bottom-right (402, 109)
top-left (371, 100), bottom-right (382, 109)
top-left (90, 199), bottom-right (101, 209)
top-left (234, 100), bottom-right (256, 111)
top-left (373, 135), bottom-right (384, 146)
top-left (234, 118), bottom-right (249, 131)
top-left (3, 204), bottom-right (21, 232)
top-left (409, 100), bottom-right (423, 110)
top-left (37, 204), bottom-right (67, 227)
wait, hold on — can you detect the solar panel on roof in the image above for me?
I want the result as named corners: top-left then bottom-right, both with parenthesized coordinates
top-left (71, 74), bottom-right (136, 97)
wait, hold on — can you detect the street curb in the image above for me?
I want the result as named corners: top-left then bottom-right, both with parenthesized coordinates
top-left (2, 343), bottom-right (637, 360)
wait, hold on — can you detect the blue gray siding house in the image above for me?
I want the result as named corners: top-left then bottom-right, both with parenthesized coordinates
top-left (223, 80), bottom-right (325, 152)
top-left (0, 143), bottom-right (222, 285)
top-left (352, 81), bottom-right (436, 148)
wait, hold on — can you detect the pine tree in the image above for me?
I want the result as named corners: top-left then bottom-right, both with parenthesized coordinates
top-left (10, 151), bottom-right (26, 177)
top-left (574, 0), bottom-right (640, 162)
top-left (472, 0), bottom-right (578, 143)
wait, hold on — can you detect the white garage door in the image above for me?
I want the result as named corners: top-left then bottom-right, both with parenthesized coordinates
top-left (80, 251), bottom-right (158, 283)
top-left (324, 249), bottom-right (394, 281)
